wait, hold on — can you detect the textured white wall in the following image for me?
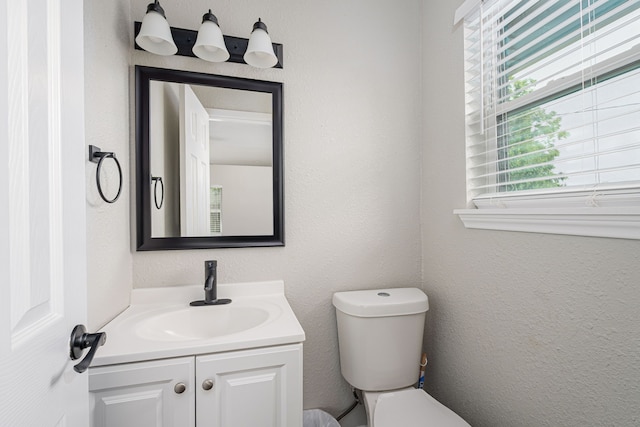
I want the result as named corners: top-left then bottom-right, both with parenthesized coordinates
top-left (421, 1), bottom-right (640, 426)
top-left (210, 165), bottom-right (273, 235)
top-left (84, 0), bottom-right (133, 329)
top-left (85, 0), bottom-right (422, 423)
top-left (149, 81), bottom-right (181, 238)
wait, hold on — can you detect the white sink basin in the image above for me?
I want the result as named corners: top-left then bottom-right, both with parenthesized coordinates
top-left (135, 305), bottom-right (271, 341)
top-left (93, 281), bottom-right (306, 366)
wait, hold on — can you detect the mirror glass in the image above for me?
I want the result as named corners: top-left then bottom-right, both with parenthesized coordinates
top-left (136, 66), bottom-right (284, 250)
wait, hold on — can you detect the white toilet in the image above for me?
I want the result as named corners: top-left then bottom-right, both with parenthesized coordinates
top-left (333, 288), bottom-right (471, 427)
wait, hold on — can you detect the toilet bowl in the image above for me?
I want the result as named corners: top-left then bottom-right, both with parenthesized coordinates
top-left (333, 288), bottom-right (470, 427)
top-left (364, 388), bottom-right (470, 427)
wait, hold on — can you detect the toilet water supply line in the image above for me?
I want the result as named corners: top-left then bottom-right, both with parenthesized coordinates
top-left (418, 353), bottom-right (428, 389)
top-left (336, 389), bottom-right (361, 421)
top-left (336, 353), bottom-right (429, 421)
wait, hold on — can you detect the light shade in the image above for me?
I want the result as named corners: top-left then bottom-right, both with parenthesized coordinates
top-left (243, 18), bottom-right (278, 68)
top-left (193, 10), bottom-right (229, 62)
top-left (135, 1), bottom-right (177, 56)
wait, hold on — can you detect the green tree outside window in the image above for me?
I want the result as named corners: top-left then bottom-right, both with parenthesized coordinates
top-left (498, 78), bottom-right (569, 192)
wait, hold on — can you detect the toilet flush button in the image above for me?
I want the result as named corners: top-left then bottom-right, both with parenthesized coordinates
top-left (377, 292), bottom-right (390, 297)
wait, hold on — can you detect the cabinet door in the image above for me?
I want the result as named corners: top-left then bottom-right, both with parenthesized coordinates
top-left (89, 357), bottom-right (195, 427)
top-left (196, 344), bottom-right (303, 427)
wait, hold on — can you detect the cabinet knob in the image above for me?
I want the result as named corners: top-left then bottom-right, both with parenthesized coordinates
top-left (202, 379), bottom-right (214, 390)
top-left (174, 382), bottom-right (187, 394)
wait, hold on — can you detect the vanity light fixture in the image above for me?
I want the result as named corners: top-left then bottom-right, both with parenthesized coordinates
top-left (243, 18), bottom-right (278, 69)
top-left (134, 5), bottom-right (283, 68)
top-left (135, 0), bottom-right (178, 56)
top-left (192, 10), bottom-right (230, 62)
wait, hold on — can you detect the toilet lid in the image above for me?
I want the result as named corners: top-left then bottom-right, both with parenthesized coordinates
top-left (374, 389), bottom-right (470, 427)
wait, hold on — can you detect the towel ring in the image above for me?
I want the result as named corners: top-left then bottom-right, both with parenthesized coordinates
top-left (89, 145), bottom-right (123, 204)
top-left (151, 176), bottom-right (164, 209)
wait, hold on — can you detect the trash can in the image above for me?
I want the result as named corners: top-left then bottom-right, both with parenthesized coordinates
top-left (303, 409), bottom-right (340, 427)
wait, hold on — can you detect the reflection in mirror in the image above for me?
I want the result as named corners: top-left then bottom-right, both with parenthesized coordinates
top-left (136, 66), bottom-right (283, 250)
top-left (149, 82), bottom-right (273, 238)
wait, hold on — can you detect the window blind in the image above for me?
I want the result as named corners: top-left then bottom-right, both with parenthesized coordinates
top-left (463, 0), bottom-right (640, 204)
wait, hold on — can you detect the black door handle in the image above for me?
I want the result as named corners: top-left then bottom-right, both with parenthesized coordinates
top-left (69, 324), bottom-right (107, 373)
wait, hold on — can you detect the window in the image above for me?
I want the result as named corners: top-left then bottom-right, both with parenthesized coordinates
top-left (210, 186), bottom-right (222, 236)
top-left (454, 0), bottom-right (640, 239)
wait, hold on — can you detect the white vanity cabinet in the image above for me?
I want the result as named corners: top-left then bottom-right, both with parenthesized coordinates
top-left (196, 344), bottom-right (303, 426)
top-left (89, 356), bottom-right (195, 427)
top-left (89, 343), bottom-right (303, 427)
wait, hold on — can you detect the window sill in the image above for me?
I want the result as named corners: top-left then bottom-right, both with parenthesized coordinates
top-left (453, 207), bottom-right (640, 240)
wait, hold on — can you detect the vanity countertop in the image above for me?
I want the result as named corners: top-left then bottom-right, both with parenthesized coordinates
top-left (92, 280), bottom-right (305, 366)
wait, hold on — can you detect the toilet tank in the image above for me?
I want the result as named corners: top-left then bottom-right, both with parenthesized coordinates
top-left (333, 288), bottom-right (429, 391)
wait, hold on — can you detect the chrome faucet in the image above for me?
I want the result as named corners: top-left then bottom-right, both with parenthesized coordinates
top-left (190, 260), bottom-right (232, 306)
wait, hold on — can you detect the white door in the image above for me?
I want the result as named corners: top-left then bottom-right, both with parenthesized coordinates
top-left (179, 85), bottom-right (211, 236)
top-left (0, 0), bottom-right (88, 425)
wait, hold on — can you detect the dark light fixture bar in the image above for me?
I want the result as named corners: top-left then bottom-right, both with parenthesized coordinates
top-left (134, 21), bottom-right (283, 68)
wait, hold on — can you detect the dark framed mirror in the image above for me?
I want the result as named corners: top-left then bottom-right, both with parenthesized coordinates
top-left (135, 66), bottom-right (284, 250)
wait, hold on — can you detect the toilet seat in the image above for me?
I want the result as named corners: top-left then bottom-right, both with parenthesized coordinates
top-left (373, 389), bottom-right (471, 427)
